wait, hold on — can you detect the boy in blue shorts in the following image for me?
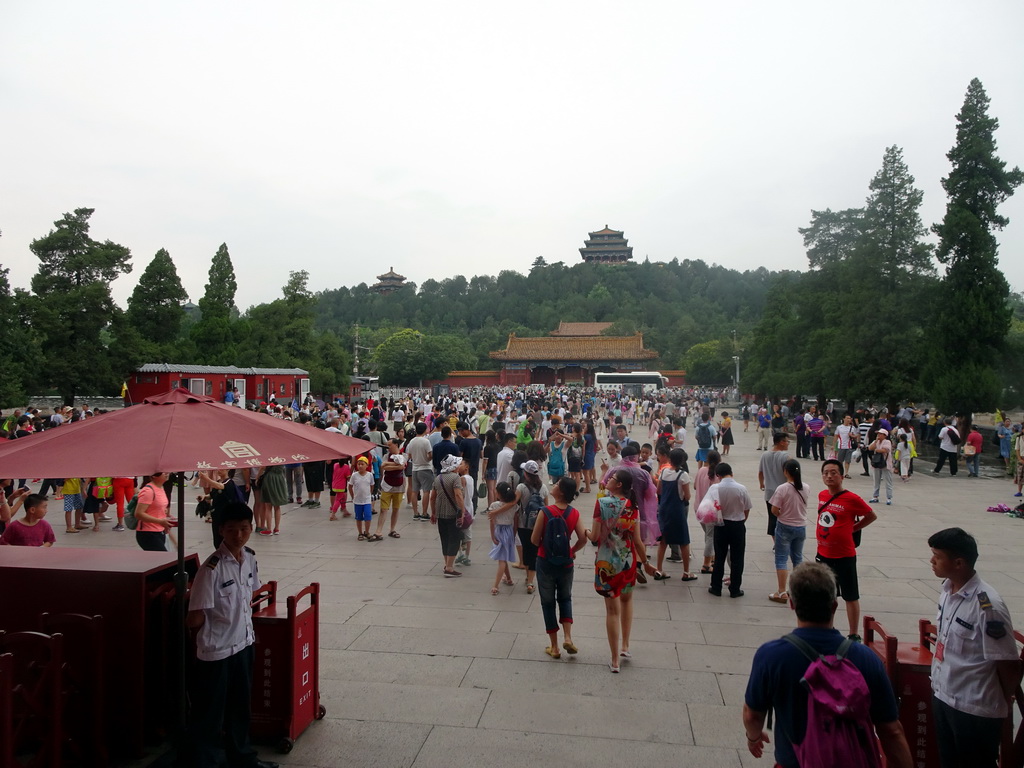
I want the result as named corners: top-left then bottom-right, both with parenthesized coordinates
top-left (349, 456), bottom-right (375, 541)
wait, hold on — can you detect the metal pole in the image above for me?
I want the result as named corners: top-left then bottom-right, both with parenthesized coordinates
top-left (175, 471), bottom-right (189, 764)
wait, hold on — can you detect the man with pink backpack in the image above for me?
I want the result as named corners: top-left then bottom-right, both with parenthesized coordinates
top-left (741, 562), bottom-right (912, 768)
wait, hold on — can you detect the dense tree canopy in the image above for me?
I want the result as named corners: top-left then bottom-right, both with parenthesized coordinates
top-left (126, 248), bottom-right (189, 356)
top-left (928, 78), bottom-right (1023, 414)
top-left (28, 208), bottom-right (134, 405)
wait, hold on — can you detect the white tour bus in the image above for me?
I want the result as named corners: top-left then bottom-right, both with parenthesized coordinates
top-left (593, 371), bottom-right (668, 396)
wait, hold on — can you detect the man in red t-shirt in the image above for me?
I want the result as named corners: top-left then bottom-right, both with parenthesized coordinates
top-left (814, 459), bottom-right (877, 641)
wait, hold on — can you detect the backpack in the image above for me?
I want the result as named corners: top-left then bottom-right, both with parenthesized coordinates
top-left (522, 487), bottom-right (546, 530)
top-left (568, 440), bottom-right (583, 461)
top-left (780, 634), bottom-right (883, 768)
top-left (541, 506), bottom-right (573, 566)
top-left (696, 421), bottom-right (713, 449)
top-left (124, 495), bottom-right (140, 531)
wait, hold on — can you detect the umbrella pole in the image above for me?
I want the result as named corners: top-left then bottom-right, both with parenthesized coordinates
top-left (175, 472), bottom-right (188, 761)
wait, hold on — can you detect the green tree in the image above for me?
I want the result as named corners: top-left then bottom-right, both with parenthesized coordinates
top-left (680, 339), bottom-right (734, 385)
top-left (372, 329), bottom-right (475, 385)
top-left (126, 248), bottom-right (188, 351)
top-left (29, 208), bottom-right (133, 404)
top-left (198, 243), bottom-right (237, 319)
top-left (0, 262), bottom-right (40, 407)
top-left (799, 208), bottom-right (865, 269)
top-left (928, 79), bottom-right (1023, 414)
top-left (192, 243), bottom-right (238, 362)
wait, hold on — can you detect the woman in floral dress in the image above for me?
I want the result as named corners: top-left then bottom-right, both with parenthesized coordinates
top-left (589, 468), bottom-right (655, 673)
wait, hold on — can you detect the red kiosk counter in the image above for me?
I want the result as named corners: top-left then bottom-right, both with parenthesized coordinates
top-left (0, 547), bottom-right (199, 759)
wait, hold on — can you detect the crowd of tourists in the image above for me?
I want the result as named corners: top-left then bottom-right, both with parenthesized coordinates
top-left (1, 387), bottom-right (1021, 766)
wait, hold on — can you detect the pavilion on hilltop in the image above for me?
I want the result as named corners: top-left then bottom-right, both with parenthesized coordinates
top-left (579, 226), bottom-right (634, 264)
top-left (370, 267), bottom-right (407, 294)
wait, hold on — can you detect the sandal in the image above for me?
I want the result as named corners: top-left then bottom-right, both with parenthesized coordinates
top-left (526, 583), bottom-right (535, 594)
top-left (502, 578), bottom-right (516, 586)
top-left (370, 534), bottom-right (384, 541)
top-left (388, 530), bottom-right (401, 538)
top-left (769, 591), bottom-right (789, 604)
top-left (562, 641), bottom-right (578, 655)
top-left (652, 571), bottom-right (671, 581)
top-left (65, 528), bottom-right (80, 534)
top-left (357, 533), bottom-right (366, 541)
top-left (512, 562), bottom-right (527, 570)
top-left (680, 573), bottom-right (699, 582)
top-left (329, 514), bottom-right (337, 521)
top-left (544, 647), bottom-right (561, 659)
top-left (700, 566), bottom-right (713, 574)
top-left (491, 587), bottom-right (500, 595)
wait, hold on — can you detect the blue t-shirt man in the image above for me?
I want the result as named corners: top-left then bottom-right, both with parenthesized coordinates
top-left (744, 626), bottom-right (900, 767)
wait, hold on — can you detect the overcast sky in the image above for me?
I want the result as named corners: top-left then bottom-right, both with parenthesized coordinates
top-left (2, 1), bottom-right (1023, 310)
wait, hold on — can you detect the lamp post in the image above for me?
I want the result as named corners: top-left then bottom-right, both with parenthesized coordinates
top-left (732, 356), bottom-right (740, 400)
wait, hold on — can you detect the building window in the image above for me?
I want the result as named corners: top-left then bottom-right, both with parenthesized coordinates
top-left (257, 383), bottom-right (264, 396)
top-left (172, 380), bottom-right (180, 389)
top-left (280, 383), bottom-right (287, 395)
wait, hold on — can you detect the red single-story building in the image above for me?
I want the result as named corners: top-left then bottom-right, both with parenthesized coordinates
top-left (127, 365), bottom-right (311, 406)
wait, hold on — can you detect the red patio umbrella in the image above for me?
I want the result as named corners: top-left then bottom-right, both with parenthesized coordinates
top-left (0, 388), bottom-right (373, 757)
top-left (0, 387), bottom-right (372, 478)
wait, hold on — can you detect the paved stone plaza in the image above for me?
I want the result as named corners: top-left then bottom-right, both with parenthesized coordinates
top-left (74, 424), bottom-right (1021, 767)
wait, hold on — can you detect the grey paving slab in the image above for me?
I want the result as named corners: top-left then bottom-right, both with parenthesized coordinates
top-left (298, 568), bottom-right (404, 589)
top-left (478, 688), bottom-right (695, 744)
top-left (278, 719), bottom-right (430, 768)
top-left (320, 648), bottom-right (472, 686)
top-left (348, 625), bottom-right (517, 659)
top-left (462, 656), bottom-right (722, 703)
top-left (689, 703), bottom-right (752, 748)
top-left (677, 643), bottom-right (762, 674)
top-left (394, 587), bottom-right (535, 613)
top-left (319, 680), bottom-right (489, 727)
top-left (700, 622), bottom-right (794, 649)
top-left (319, 623), bottom-right (370, 650)
top-left (345, 604), bottom-right (500, 632)
top-left (507, 633), bottom-right (684, 670)
top-left (717, 672), bottom-right (751, 707)
top-left (411, 726), bottom-right (743, 768)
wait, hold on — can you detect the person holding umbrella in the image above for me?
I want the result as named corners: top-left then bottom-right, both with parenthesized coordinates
top-left (135, 471), bottom-right (174, 551)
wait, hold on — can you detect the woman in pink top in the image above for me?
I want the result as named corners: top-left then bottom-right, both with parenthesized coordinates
top-left (692, 449), bottom-right (721, 574)
top-left (135, 471), bottom-right (173, 552)
top-left (768, 459), bottom-right (808, 602)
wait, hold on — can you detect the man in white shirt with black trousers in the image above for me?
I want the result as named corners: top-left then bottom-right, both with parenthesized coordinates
top-left (708, 463), bottom-right (753, 598)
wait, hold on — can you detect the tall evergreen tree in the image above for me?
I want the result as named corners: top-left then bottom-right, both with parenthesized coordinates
top-left (126, 248), bottom-right (188, 346)
top-left (198, 243), bottom-right (237, 320)
top-left (928, 79), bottom-right (1023, 414)
top-left (192, 243), bottom-right (238, 362)
top-left (29, 208), bottom-right (133, 404)
top-left (862, 145), bottom-right (934, 285)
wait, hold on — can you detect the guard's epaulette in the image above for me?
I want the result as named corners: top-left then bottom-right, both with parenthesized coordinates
top-left (978, 591), bottom-right (993, 610)
top-left (204, 554), bottom-right (220, 570)
top-left (244, 546), bottom-right (256, 556)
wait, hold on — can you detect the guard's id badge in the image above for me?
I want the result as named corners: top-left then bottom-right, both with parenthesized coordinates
top-left (935, 641), bottom-right (945, 661)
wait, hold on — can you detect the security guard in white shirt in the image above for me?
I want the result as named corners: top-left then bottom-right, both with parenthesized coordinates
top-left (928, 527), bottom-right (1020, 768)
top-left (187, 502), bottom-right (278, 768)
